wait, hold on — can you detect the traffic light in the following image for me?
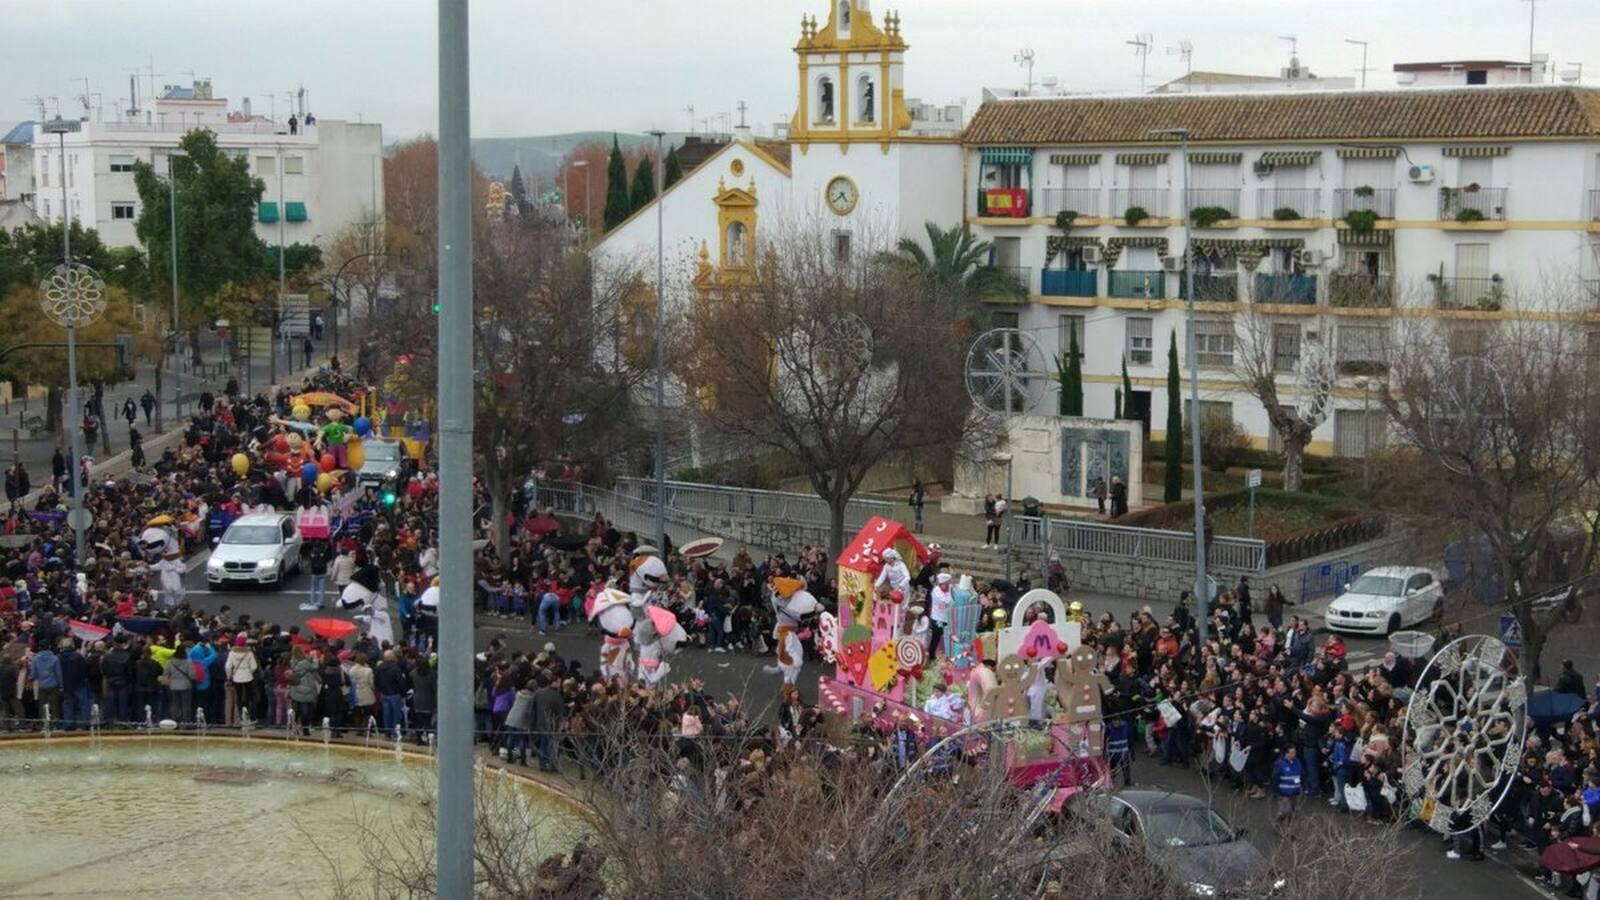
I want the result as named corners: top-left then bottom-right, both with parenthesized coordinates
top-left (381, 490), bottom-right (397, 507)
top-left (432, 302), bottom-right (441, 314)
top-left (113, 333), bottom-right (134, 369)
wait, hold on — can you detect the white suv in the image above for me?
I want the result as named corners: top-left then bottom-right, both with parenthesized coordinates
top-left (206, 513), bottom-right (303, 588)
top-left (1324, 565), bottom-right (1444, 635)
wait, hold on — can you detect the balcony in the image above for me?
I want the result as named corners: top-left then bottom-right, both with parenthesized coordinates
top-left (1185, 188), bottom-right (1241, 220)
top-left (1041, 268), bottom-right (1097, 297)
top-left (1431, 276), bottom-right (1506, 311)
top-left (1590, 189), bottom-right (1600, 221)
top-left (1109, 189), bottom-right (1168, 221)
top-left (978, 188), bottom-right (1030, 218)
top-left (1254, 273), bottom-right (1318, 305)
top-left (1108, 270), bottom-right (1167, 299)
top-left (1038, 188), bottom-right (1100, 218)
top-left (1176, 273), bottom-right (1240, 302)
top-left (990, 266), bottom-right (1032, 300)
top-left (1329, 273), bottom-right (1394, 308)
top-left (1256, 188), bottom-right (1322, 220)
top-left (1438, 186), bottom-right (1507, 222)
top-left (1333, 188), bottom-right (1396, 219)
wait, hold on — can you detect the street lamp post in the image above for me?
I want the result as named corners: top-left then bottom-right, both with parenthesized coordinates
top-left (648, 130), bottom-right (667, 553)
top-left (167, 148), bottom-right (188, 425)
top-left (275, 144), bottom-right (287, 379)
top-left (993, 451), bottom-right (1014, 581)
top-left (1150, 125), bottom-right (1208, 648)
top-left (45, 117), bottom-right (88, 568)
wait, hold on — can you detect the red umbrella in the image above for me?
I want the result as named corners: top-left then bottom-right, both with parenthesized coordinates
top-left (524, 515), bottom-right (560, 536)
top-left (1541, 837), bottom-right (1600, 875)
top-left (68, 619), bottom-right (111, 643)
top-left (305, 617), bottom-right (358, 640)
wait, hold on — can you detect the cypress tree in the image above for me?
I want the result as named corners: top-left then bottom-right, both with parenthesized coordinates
top-left (1056, 353), bottom-right (1070, 415)
top-left (1121, 355), bottom-right (1134, 420)
top-left (1064, 324), bottom-right (1084, 416)
top-left (1114, 388), bottom-right (1123, 420)
top-left (507, 164), bottom-right (528, 216)
top-left (1164, 330), bottom-right (1183, 502)
top-left (630, 155), bottom-right (656, 214)
top-left (663, 146), bottom-right (684, 189)
top-left (603, 135), bottom-right (630, 231)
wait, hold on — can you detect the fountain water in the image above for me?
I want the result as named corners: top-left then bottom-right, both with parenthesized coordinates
top-left (240, 710), bottom-right (255, 741)
top-left (287, 709), bottom-right (298, 742)
top-left (88, 705), bottom-right (102, 755)
top-left (362, 715), bottom-right (377, 751)
top-left (426, 732), bottom-right (437, 757)
top-left (42, 704), bottom-right (52, 738)
top-left (321, 717), bottom-right (333, 769)
top-left (195, 708), bottom-right (207, 738)
top-left (392, 725), bottom-right (404, 763)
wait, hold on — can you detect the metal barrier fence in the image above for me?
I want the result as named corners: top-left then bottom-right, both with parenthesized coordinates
top-left (613, 477), bottom-right (892, 531)
top-left (1011, 515), bottom-right (1266, 573)
top-left (1297, 558), bottom-right (1372, 604)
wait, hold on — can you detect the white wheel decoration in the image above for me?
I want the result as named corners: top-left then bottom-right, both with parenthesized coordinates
top-left (1291, 338), bottom-right (1336, 430)
top-left (1400, 635), bottom-right (1527, 835)
top-left (965, 328), bottom-right (1048, 415)
top-left (39, 263), bottom-right (108, 328)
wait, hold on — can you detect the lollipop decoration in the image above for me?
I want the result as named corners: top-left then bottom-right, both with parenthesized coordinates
top-left (39, 263), bottom-right (107, 327)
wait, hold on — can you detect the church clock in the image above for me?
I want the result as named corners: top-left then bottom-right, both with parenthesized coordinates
top-left (825, 175), bottom-right (859, 215)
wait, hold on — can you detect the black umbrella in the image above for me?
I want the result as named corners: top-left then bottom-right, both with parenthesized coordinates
top-left (547, 534), bottom-right (589, 552)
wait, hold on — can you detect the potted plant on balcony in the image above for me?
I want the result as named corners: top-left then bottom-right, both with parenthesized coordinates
top-left (1343, 209), bottom-right (1379, 232)
top-left (1055, 209), bottom-right (1079, 235)
top-left (1477, 274), bottom-right (1505, 311)
top-left (1272, 207), bottom-right (1303, 221)
top-left (1123, 205), bottom-right (1149, 227)
top-left (1352, 185), bottom-right (1375, 198)
top-left (1189, 205), bottom-right (1233, 228)
top-left (1455, 207), bottom-right (1486, 223)
top-left (1426, 264), bottom-right (1449, 307)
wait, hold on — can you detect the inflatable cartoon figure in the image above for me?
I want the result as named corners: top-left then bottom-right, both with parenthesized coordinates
top-left (633, 605), bottom-right (687, 687)
top-left (627, 548), bottom-right (669, 607)
top-left (587, 588), bottom-right (636, 680)
top-left (339, 566), bottom-right (394, 646)
top-left (139, 517), bottom-right (185, 610)
top-left (766, 576), bottom-right (820, 686)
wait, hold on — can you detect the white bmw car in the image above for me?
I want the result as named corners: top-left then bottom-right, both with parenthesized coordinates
top-left (1324, 565), bottom-right (1444, 636)
top-left (206, 513), bottom-right (303, 588)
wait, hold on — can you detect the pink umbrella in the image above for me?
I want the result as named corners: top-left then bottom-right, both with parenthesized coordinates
top-left (524, 515), bottom-right (560, 536)
top-left (68, 620), bottom-right (111, 643)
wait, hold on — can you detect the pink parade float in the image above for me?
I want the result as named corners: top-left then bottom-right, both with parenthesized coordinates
top-left (816, 517), bottom-right (1111, 808)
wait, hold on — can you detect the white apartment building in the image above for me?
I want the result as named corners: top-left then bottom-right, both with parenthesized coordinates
top-left (964, 85), bottom-right (1600, 459)
top-left (29, 81), bottom-right (383, 250)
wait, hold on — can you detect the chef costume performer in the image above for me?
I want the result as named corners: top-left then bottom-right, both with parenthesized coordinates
top-left (764, 576), bottom-right (821, 686)
top-left (633, 605), bottom-right (687, 687)
top-left (586, 588), bottom-right (637, 680)
top-left (339, 565), bottom-right (394, 646)
top-left (627, 547), bottom-right (669, 607)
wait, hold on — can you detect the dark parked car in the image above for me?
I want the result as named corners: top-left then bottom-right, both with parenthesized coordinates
top-left (1070, 789), bottom-right (1280, 897)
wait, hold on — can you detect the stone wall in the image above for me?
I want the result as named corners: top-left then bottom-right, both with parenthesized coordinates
top-left (1055, 552), bottom-right (1210, 602)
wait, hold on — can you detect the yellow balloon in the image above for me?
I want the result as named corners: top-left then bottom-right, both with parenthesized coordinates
top-left (291, 403), bottom-right (311, 421)
top-left (315, 472), bottom-right (333, 493)
top-left (230, 453), bottom-right (250, 476)
top-left (346, 438), bottom-right (365, 472)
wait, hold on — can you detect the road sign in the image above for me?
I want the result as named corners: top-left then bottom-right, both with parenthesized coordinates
top-left (1245, 469), bottom-right (1262, 537)
top-left (1498, 614), bottom-right (1522, 647)
top-left (1245, 468), bottom-right (1263, 489)
top-left (66, 507), bottom-right (93, 531)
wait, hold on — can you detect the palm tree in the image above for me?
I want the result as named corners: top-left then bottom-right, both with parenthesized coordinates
top-left (888, 223), bottom-right (1025, 327)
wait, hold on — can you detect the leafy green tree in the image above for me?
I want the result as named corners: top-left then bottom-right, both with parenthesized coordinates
top-left (0, 221), bottom-right (115, 293)
top-left (132, 129), bottom-right (268, 330)
top-left (603, 135), bottom-right (630, 231)
top-left (630, 155), bottom-right (656, 214)
top-left (1058, 325), bottom-right (1083, 416)
top-left (663, 146), bottom-right (684, 189)
top-left (1121, 356), bottom-right (1134, 420)
top-left (888, 222), bottom-right (1024, 328)
top-left (508, 163), bottom-right (528, 217)
top-left (1164, 331), bottom-right (1183, 502)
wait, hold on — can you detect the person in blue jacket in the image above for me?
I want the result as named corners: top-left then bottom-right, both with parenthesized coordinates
top-left (188, 640), bottom-right (218, 722)
top-left (1327, 726), bottom-right (1355, 812)
top-left (1273, 744), bottom-right (1304, 826)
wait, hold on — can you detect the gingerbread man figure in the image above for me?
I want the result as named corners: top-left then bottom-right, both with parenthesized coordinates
top-left (1054, 644), bottom-right (1115, 753)
top-left (985, 654), bottom-right (1033, 720)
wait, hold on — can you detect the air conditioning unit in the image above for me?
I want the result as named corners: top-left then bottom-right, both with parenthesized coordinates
top-left (1082, 246), bottom-right (1103, 264)
top-left (1408, 164), bottom-right (1436, 184)
top-left (1252, 160), bottom-right (1275, 178)
top-left (1295, 249), bottom-right (1325, 267)
top-left (1161, 255), bottom-right (1184, 273)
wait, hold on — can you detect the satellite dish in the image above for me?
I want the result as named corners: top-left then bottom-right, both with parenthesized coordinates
top-left (965, 328), bottom-right (1049, 415)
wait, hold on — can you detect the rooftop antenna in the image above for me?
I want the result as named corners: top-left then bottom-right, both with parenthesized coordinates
top-left (144, 58), bottom-right (162, 106)
top-left (683, 104), bottom-right (695, 134)
top-left (736, 100), bottom-right (748, 128)
top-left (25, 96), bottom-right (48, 122)
top-left (1014, 48), bottom-right (1036, 94)
top-left (1344, 38), bottom-right (1371, 89)
top-left (718, 111), bottom-right (731, 136)
top-left (1279, 35), bottom-right (1300, 76)
top-left (1167, 41), bottom-right (1193, 91)
top-left (1522, 0), bottom-right (1539, 82)
top-left (1126, 34), bottom-right (1153, 93)
top-left (125, 69), bottom-right (141, 117)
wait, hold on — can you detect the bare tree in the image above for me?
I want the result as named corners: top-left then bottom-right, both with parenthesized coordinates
top-left (1232, 307), bottom-right (1335, 491)
top-left (1380, 284), bottom-right (1600, 681)
top-left (324, 210), bottom-right (416, 322)
top-left (677, 222), bottom-right (970, 563)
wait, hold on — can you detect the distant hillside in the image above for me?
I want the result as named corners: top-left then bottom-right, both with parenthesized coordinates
top-left (470, 131), bottom-right (688, 183)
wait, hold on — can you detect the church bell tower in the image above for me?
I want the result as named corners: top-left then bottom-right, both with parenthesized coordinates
top-left (789, 0), bottom-right (912, 150)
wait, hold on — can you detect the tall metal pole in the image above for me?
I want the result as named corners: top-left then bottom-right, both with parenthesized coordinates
top-left (1179, 130), bottom-right (1208, 649)
top-left (649, 130), bottom-right (666, 552)
top-left (276, 145), bottom-right (287, 377)
top-left (56, 127), bottom-right (87, 567)
top-left (435, 1), bottom-right (474, 895)
top-left (168, 151), bottom-right (183, 424)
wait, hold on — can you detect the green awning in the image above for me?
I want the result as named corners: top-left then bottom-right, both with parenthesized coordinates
top-left (1442, 145), bottom-right (1510, 158)
top-left (1190, 151), bottom-right (1243, 165)
top-left (980, 147), bottom-right (1033, 165)
top-left (1336, 147), bottom-right (1400, 159)
top-left (1116, 152), bottom-right (1169, 166)
top-left (285, 201), bottom-right (308, 222)
top-left (1048, 153), bottom-right (1101, 166)
top-left (1337, 228), bottom-right (1392, 247)
top-left (257, 201), bottom-right (279, 223)
top-left (1257, 151), bottom-right (1322, 167)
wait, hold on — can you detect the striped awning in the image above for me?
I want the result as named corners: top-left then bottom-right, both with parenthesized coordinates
top-left (1442, 145), bottom-right (1510, 158)
top-left (1048, 235), bottom-right (1104, 249)
top-left (980, 147), bottom-right (1034, 165)
top-left (1336, 147), bottom-right (1400, 159)
top-left (1256, 237), bottom-right (1307, 249)
top-left (1190, 237), bottom-right (1251, 259)
top-left (1257, 151), bottom-right (1322, 167)
top-left (1108, 236), bottom-right (1169, 250)
top-left (1116, 152), bottom-right (1170, 166)
top-left (1049, 153), bottom-right (1101, 166)
top-left (1190, 151), bottom-right (1243, 165)
top-left (1337, 228), bottom-right (1392, 247)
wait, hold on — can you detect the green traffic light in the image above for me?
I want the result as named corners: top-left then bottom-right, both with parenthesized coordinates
top-left (382, 491), bottom-right (397, 506)
top-left (431, 303), bottom-right (441, 314)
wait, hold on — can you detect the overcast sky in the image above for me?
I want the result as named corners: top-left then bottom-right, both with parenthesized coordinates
top-left (8, 0), bottom-right (1600, 140)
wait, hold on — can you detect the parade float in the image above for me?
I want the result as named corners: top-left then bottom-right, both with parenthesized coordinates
top-left (816, 516), bottom-right (1111, 804)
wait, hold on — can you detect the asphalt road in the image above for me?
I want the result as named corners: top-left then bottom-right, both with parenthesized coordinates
top-left (181, 558), bottom-right (1548, 900)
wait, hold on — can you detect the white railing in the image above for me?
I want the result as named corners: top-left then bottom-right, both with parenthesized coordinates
top-left (613, 477), bottom-right (892, 531)
top-left (1010, 515), bottom-right (1265, 572)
